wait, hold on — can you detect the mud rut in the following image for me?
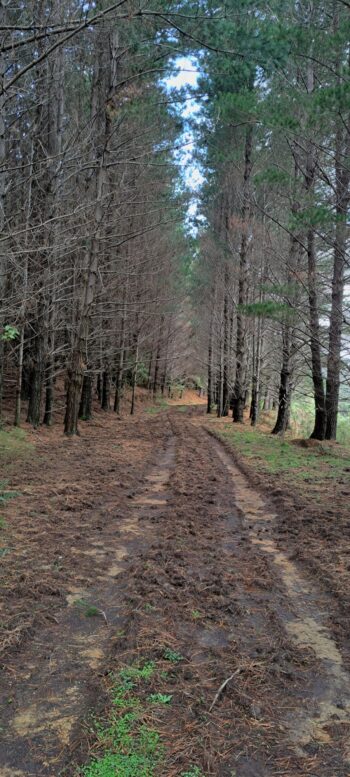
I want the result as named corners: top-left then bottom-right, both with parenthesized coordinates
top-left (1, 408), bottom-right (350, 776)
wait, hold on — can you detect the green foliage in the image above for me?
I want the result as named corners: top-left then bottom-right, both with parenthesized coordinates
top-left (163, 647), bottom-right (183, 663)
top-left (145, 399), bottom-right (168, 415)
top-left (289, 205), bottom-right (335, 230)
top-left (147, 693), bottom-right (172, 705)
top-left (0, 325), bottom-right (19, 342)
top-left (136, 362), bottom-right (149, 387)
top-left (238, 301), bottom-right (289, 319)
top-left (81, 662), bottom-right (164, 777)
top-left (74, 599), bottom-right (101, 618)
top-left (119, 662), bottom-right (156, 689)
top-left (217, 423), bottom-right (350, 485)
top-left (181, 768), bottom-right (204, 777)
top-left (0, 428), bottom-right (33, 464)
top-left (254, 167), bottom-right (292, 188)
top-left (0, 487), bottom-right (21, 504)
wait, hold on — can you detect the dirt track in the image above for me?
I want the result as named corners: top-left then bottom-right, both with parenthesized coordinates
top-left (1, 405), bottom-right (350, 776)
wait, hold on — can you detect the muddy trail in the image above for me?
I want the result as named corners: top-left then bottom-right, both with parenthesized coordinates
top-left (1, 405), bottom-right (350, 776)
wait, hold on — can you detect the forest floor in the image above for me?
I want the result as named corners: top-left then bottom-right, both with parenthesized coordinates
top-left (1, 397), bottom-right (350, 776)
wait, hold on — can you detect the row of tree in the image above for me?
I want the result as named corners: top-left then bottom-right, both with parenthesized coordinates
top-left (195, 0), bottom-right (349, 440)
top-left (0, 0), bottom-right (193, 434)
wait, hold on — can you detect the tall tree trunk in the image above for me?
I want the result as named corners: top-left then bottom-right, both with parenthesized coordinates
top-left (130, 329), bottom-right (139, 416)
top-left (79, 373), bottom-right (93, 420)
top-left (232, 125), bottom-right (253, 423)
top-left (222, 266), bottom-right (230, 416)
top-left (65, 24), bottom-right (118, 435)
top-left (217, 319), bottom-right (224, 417)
top-left (207, 297), bottom-right (215, 414)
top-left (0, 1), bottom-right (7, 419)
top-left (152, 315), bottom-right (163, 396)
top-left (271, 324), bottom-right (292, 435)
top-left (250, 320), bottom-right (262, 427)
top-left (101, 369), bottom-right (110, 410)
top-left (325, 18), bottom-right (350, 440)
top-left (304, 62), bottom-right (326, 440)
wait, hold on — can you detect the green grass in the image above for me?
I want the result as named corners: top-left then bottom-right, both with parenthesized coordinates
top-left (216, 424), bottom-right (350, 485)
top-left (145, 399), bottom-right (168, 415)
top-left (80, 662), bottom-right (164, 777)
top-left (79, 656), bottom-right (203, 777)
top-left (0, 427), bottom-right (33, 464)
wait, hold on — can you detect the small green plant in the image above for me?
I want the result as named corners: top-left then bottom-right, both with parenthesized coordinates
top-left (74, 599), bottom-right (101, 618)
top-left (0, 489), bottom-right (21, 504)
top-left (191, 610), bottom-right (202, 620)
top-left (0, 515), bottom-right (6, 530)
top-left (119, 661), bottom-right (155, 688)
top-left (81, 662), bottom-right (164, 777)
top-left (181, 767), bottom-right (204, 777)
top-left (163, 647), bottom-right (183, 663)
top-left (147, 693), bottom-right (172, 705)
top-left (1, 325), bottom-right (19, 341)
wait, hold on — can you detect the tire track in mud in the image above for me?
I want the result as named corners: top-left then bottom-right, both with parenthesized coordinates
top-left (0, 430), bottom-right (176, 777)
top-left (210, 432), bottom-right (350, 766)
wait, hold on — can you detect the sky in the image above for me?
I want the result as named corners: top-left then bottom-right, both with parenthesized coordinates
top-left (161, 56), bottom-right (205, 222)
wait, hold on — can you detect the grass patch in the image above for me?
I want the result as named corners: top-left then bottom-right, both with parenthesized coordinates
top-left (163, 647), bottom-right (183, 663)
top-left (215, 423), bottom-right (350, 486)
top-left (145, 399), bottom-right (168, 415)
top-left (80, 661), bottom-right (164, 777)
top-left (0, 427), bottom-right (33, 464)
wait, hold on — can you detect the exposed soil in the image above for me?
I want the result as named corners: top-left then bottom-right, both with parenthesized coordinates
top-left (205, 417), bottom-right (350, 665)
top-left (1, 402), bottom-right (350, 775)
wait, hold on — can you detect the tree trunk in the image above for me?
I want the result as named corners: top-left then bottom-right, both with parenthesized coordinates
top-left (101, 369), bottom-right (110, 410)
top-left (222, 266), bottom-right (230, 416)
top-left (233, 125), bottom-right (253, 423)
top-left (325, 21), bottom-right (350, 440)
top-left (130, 331), bottom-right (139, 416)
top-left (271, 324), bottom-right (292, 435)
top-left (207, 299), bottom-right (214, 414)
top-left (250, 322), bottom-right (262, 427)
top-left (0, 1), bottom-right (7, 420)
top-left (152, 316), bottom-right (163, 396)
top-left (79, 374), bottom-right (93, 420)
top-left (307, 226), bottom-right (326, 439)
top-left (303, 62), bottom-right (326, 440)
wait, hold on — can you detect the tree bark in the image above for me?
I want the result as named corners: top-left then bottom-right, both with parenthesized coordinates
top-left (79, 374), bottom-right (93, 420)
top-left (325, 18), bottom-right (350, 440)
top-left (232, 125), bottom-right (253, 423)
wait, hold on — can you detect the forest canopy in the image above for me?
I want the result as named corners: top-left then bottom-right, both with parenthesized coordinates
top-left (0, 0), bottom-right (349, 440)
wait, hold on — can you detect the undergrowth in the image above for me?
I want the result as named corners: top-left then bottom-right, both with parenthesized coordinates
top-left (80, 658), bottom-right (204, 777)
top-left (214, 423), bottom-right (350, 485)
top-left (145, 399), bottom-right (168, 415)
top-left (0, 427), bottom-right (33, 464)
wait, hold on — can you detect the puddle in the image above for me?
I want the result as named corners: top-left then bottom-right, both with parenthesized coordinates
top-left (214, 440), bottom-right (350, 757)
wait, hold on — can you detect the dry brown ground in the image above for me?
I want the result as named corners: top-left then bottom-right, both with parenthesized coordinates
top-left (0, 400), bottom-right (350, 776)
